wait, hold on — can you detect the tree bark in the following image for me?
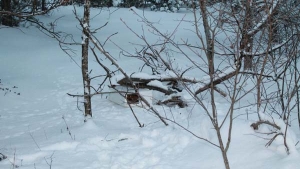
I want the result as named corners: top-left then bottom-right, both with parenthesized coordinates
top-left (82, 0), bottom-right (92, 118)
top-left (194, 71), bottom-right (237, 96)
top-left (199, 0), bottom-right (214, 75)
top-left (1, 0), bottom-right (14, 26)
top-left (32, 0), bottom-right (37, 14)
top-left (241, 0), bottom-right (253, 70)
top-left (199, 1), bottom-right (230, 169)
top-left (216, 128), bottom-right (231, 169)
top-left (42, 0), bottom-right (47, 11)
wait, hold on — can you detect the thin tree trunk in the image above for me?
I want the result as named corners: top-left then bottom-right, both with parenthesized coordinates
top-left (42, 0), bottom-right (46, 11)
top-left (295, 47), bottom-right (300, 128)
top-left (82, 0), bottom-right (92, 118)
top-left (271, 11), bottom-right (279, 43)
top-left (216, 128), bottom-right (231, 169)
top-left (32, 0), bottom-right (37, 14)
top-left (199, 1), bottom-right (230, 169)
top-left (199, 0), bottom-right (214, 75)
top-left (241, 0), bottom-right (253, 70)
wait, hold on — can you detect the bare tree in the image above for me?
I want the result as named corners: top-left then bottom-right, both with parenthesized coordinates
top-left (81, 0), bottom-right (92, 118)
top-left (230, 0), bottom-right (300, 155)
top-left (198, 1), bottom-right (230, 168)
top-left (116, 2), bottom-right (254, 168)
top-left (224, 0), bottom-right (280, 70)
top-left (115, 0), bottom-right (300, 167)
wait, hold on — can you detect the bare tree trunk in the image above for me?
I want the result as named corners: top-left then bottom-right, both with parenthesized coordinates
top-left (240, 0), bottom-right (253, 70)
top-left (271, 11), bottom-right (279, 43)
top-left (42, 0), bottom-right (47, 11)
top-left (32, 0), bottom-right (37, 14)
top-left (296, 51), bottom-right (300, 128)
top-left (199, 0), bottom-right (214, 75)
top-left (82, 0), bottom-right (92, 118)
top-left (216, 129), bottom-right (230, 168)
top-left (199, 1), bottom-right (230, 168)
top-left (1, 0), bottom-right (14, 26)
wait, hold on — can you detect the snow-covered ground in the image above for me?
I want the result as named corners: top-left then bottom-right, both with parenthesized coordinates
top-left (1, 6), bottom-right (300, 169)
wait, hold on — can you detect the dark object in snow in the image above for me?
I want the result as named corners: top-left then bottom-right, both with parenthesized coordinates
top-left (167, 81), bottom-right (183, 92)
top-left (108, 85), bottom-right (154, 107)
top-left (157, 96), bottom-right (187, 108)
top-left (250, 123), bottom-right (259, 130)
top-left (250, 120), bottom-right (281, 130)
top-left (126, 93), bottom-right (139, 104)
top-left (0, 153), bottom-right (7, 161)
top-left (0, 82), bottom-right (20, 96)
top-left (118, 138), bottom-right (129, 142)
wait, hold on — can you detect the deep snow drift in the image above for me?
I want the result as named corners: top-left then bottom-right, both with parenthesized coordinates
top-left (1, 6), bottom-right (300, 169)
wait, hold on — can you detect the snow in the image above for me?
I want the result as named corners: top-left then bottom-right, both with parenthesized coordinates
top-left (130, 72), bottom-right (157, 79)
top-left (83, 23), bottom-right (88, 28)
top-left (147, 80), bottom-right (169, 91)
top-left (1, 5), bottom-right (300, 169)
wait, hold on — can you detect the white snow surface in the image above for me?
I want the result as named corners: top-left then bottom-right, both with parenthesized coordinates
top-left (0, 6), bottom-right (300, 169)
top-left (147, 80), bottom-right (168, 91)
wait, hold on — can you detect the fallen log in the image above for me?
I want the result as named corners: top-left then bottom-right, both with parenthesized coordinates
top-left (194, 71), bottom-right (237, 96)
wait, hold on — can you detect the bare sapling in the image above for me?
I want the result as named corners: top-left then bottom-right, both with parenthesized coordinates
top-left (72, 6), bottom-right (169, 126)
top-left (118, 2), bottom-right (263, 168)
top-left (81, 0), bottom-right (92, 118)
top-left (246, 0), bottom-right (300, 155)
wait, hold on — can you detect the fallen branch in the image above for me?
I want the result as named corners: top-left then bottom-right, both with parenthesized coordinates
top-left (250, 120), bottom-right (290, 154)
top-left (118, 76), bottom-right (201, 84)
top-left (250, 120), bottom-right (281, 130)
top-left (117, 74), bottom-right (227, 97)
top-left (118, 80), bottom-right (176, 95)
top-left (195, 71), bottom-right (237, 96)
